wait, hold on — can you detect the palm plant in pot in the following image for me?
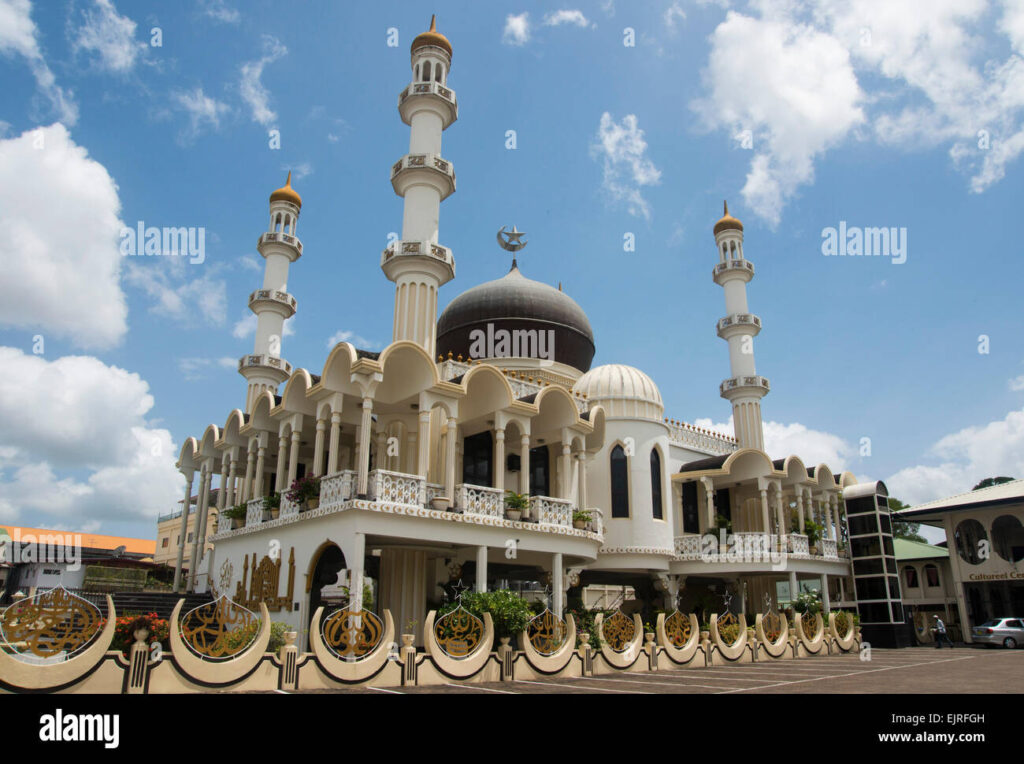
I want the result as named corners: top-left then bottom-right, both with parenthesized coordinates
top-left (572, 509), bottom-right (592, 530)
top-left (504, 490), bottom-right (528, 521)
top-left (804, 519), bottom-right (823, 555)
top-left (286, 476), bottom-right (320, 512)
top-left (222, 503), bottom-right (248, 530)
top-left (263, 491), bottom-right (281, 520)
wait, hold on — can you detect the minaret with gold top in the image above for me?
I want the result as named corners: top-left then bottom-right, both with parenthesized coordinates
top-left (381, 15), bottom-right (457, 355)
top-left (713, 201), bottom-right (769, 451)
top-left (239, 173), bottom-right (302, 412)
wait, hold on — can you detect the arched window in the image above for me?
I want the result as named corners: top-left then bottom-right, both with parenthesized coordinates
top-left (610, 445), bottom-right (629, 518)
top-left (274, 213), bottom-right (282, 232)
top-left (903, 566), bottom-right (919, 589)
top-left (924, 564), bottom-right (940, 588)
top-left (435, 64), bottom-right (443, 81)
top-left (423, 61), bottom-right (431, 81)
top-left (650, 449), bottom-right (663, 519)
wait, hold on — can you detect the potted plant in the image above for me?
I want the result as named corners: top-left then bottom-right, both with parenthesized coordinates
top-left (572, 509), bottom-right (592, 530)
top-left (643, 621), bottom-right (656, 644)
top-left (804, 519), bottom-right (823, 554)
top-left (222, 503), bottom-right (248, 529)
top-left (263, 491), bottom-right (281, 520)
top-left (402, 619), bottom-right (418, 648)
top-left (430, 495), bottom-right (451, 511)
top-left (286, 476), bottom-right (320, 511)
top-left (504, 490), bottom-right (529, 521)
top-left (715, 513), bottom-right (733, 535)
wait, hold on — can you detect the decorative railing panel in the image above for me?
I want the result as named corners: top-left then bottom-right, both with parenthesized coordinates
top-left (526, 609), bottom-right (568, 656)
top-left (601, 610), bottom-right (636, 653)
top-left (280, 495), bottom-right (300, 519)
top-left (0, 587), bottom-right (103, 661)
top-left (663, 610), bottom-right (693, 648)
top-left (433, 605), bottom-right (484, 659)
top-left (368, 469), bottom-right (425, 507)
top-left (531, 495), bottom-right (572, 527)
top-left (178, 595), bottom-right (258, 661)
top-left (245, 498), bottom-right (264, 527)
top-left (319, 470), bottom-right (356, 511)
top-left (320, 608), bottom-right (384, 661)
top-left (717, 611), bottom-right (741, 646)
top-left (788, 533), bottom-right (809, 557)
top-left (820, 538), bottom-right (838, 559)
top-left (674, 534), bottom-right (703, 560)
top-left (456, 483), bottom-right (504, 518)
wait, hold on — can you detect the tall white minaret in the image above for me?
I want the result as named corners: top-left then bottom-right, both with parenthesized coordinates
top-left (713, 201), bottom-right (769, 451)
top-left (239, 173), bottom-right (301, 412)
top-left (381, 15), bottom-right (457, 355)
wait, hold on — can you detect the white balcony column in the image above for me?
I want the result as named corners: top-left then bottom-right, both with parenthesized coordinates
top-left (173, 470), bottom-right (194, 592)
top-left (286, 429), bottom-right (301, 488)
top-left (274, 435), bottom-right (287, 493)
top-left (828, 494), bottom-right (838, 540)
top-left (520, 435), bottom-right (530, 497)
top-left (188, 463), bottom-right (212, 591)
top-left (788, 570), bottom-right (798, 603)
top-left (242, 445), bottom-right (255, 503)
top-left (821, 575), bottom-right (831, 613)
top-left (357, 398), bottom-right (374, 496)
top-left (375, 428), bottom-right (388, 471)
top-left (417, 410), bottom-right (431, 478)
top-left (405, 430), bottom-right (417, 474)
top-left (493, 426), bottom-right (505, 491)
top-left (445, 416), bottom-right (458, 503)
top-left (560, 439), bottom-right (572, 499)
top-left (313, 418), bottom-right (326, 476)
top-left (775, 485), bottom-right (785, 535)
top-left (577, 453), bottom-right (588, 511)
top-left (476, 545), bottom-right (488, 593)
top-left (350, 532), bottom-right (366, 612)
top-left (225, 456), bottom-right (238, 507)
top-left (796, 489), bottom-right (805, 531)
top-left (552, 552), bottom-right (564, 616)
top-left (253, 444), bottom-right (266, 497)
top-left (327, 411), bottom-right (342, 474)
top-left (217, 457), bottom-right (229, 511)
top-left (759, 487), bottom-right (770, 534)
top-left (701, 477), bottom-right (716, 530)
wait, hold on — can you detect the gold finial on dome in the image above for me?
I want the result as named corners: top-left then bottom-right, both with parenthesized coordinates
top-left (270, 171), bottom-right (302, 208)
top-left (412, 14), bottom-right (452, 58)
top-left (713, 199), bottom-right (743, 236)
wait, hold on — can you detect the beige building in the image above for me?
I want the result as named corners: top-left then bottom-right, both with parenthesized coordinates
top-left (154, 493), bottom-right (218, 575)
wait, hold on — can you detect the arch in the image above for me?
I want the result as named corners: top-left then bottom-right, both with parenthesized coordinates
top-left (721, 448), bottom-right (775, 481)
top-left (811, 463), bottom-right (834, 488)
top-left (776, 455), bottom-right (808, 484)
top-left (247, 390), bottom-right (277, 434)
top-left (610, 443), bottom-right (630, 518)
top-left (220, 410), bottom-right (247, 448)
top-left (377, 341), bottom-right (440, 404)
top-left (923, 563), bottom-right (941, 588)
top-left (457, 364), bottom-right (515, 422)
top-left (177, 437), bottom-right (200, 472)
top-left (279, 368), bottom-right (316, 413)
top-left (531, 384), bottom-right (581, 438)
top-left (198, 424), bottom-right (221, 460)
top-left (423, 60), bottom-right (431, 81)
top-left (903, 565), bottom-right (920, 589)
top-left (650, 446), bottom-right (664, 520)
top-left (305, 540), bottom-right (347, 594)
top-left (319, 341), bottom-right (360, 393)
top-left (274, 213), bottom-right (282, 232)
top-left (583, 405), bottom-right (606, 453)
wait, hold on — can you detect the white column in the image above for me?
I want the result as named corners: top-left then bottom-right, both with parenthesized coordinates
top-left (188, 464), bottom-right (212, 591)
top-left (788, 570), bottom-right (798, 603)
top-left (242, 446), bottom-right (255, 503)
top-left (173, 472), bottom-right (194, 592)
top-left (417, 410), bottom-right (431, 478)
top-left (445, 416), bottom-right (457, 502)
top-left (829, 494), bottom-right (839, 540)
top-left (217, 458), bottom-right (228, 511)
top-left (253, 444), bottom-right (266, 497)
top-left (327, 411), bottom-right (342, 474)
top-left (520, 435), bottom-right (530, 496)
top-left (560, 441), bottom-right (571, 499)
top-left (577, 454), bottom-right (587, 510)
top-left (821, 575), bottom-right (831, 613)
top-left (274, 435), bottom-right (287, 493)
top-left (357, 398), bottom-right (373, 496)
top-left (476, 545), bottom-right (488, 593)
top-left (225, 456), bottom-right (238, 507)
top-left (702, 478), bottom-right (716, 529)
top-left (494, 427), bottom-right (505, 491)
top-left (796, 489), bottom-right (805, 531)
top-left (350, 532), bottom-right (366, 612)
top-left (287, 429), bottom-right (301, 488)
top-left (313, 417), bottom-right (326, 476)
top-left (552, 552), bottom-right (564, 616)
top-left (759, 487), bottom-right (770, 534)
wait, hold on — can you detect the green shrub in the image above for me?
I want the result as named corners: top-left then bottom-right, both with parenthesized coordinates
top-left (437, 589), bottom-right (533, 644)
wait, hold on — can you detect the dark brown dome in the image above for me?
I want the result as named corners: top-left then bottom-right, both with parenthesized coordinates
top-left (436, 264), bottom-right (595, 372)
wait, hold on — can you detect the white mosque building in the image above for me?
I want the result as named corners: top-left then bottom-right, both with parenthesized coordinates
top-left (171, 17), bottom-right (879, 649)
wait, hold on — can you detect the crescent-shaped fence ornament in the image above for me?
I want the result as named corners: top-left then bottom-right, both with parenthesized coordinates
top-left (169, 597), bottom-right (271, 685)
top-left (423, 609), bottom-right (494, 678)
top-left (755, 611), bottom-right (790, 658)
top-left (309, 606), bottom-right (395, 682)
top-left (829, 611), bottom-right (856, 651)
top-left (595, 611), bottom-right (644, 668)
top-left (656, 611), bottom-right (700, 663)
top-left (710, 611), bottom-right (748, 660)
top-left (520, 612), bottom-right (576, 672)
top-left (0, 593), bottom-right (116, 691)
top-left (796, 611), bottom-right (825, 652)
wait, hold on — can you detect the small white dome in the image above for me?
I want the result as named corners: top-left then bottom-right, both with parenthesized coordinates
top-left (574, 364), bottom-right (664, 420)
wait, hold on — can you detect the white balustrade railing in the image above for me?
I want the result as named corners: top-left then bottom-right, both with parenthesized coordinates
top-left (820, 538), bottom-right (838, 560)
top-left (531, 495), bottom-right (573, 527)
top-left (665, 420), bottom-right (737, 455)
top-left (425, 482), bottom-right (445, 505)
top-left (280, 495), bottom-right (300, 519)
top-left (245, 498), bottom-right (264, 527)
top-left (788, 533), bottom-right (809, 557)
top-left (368, 469), bottom-right (425, 507)
top-left (456, 483), bottom-right (504, 518)
top-left (587, 507), bottom-right (604, 536)
top-left (319, 470), bottom-right (356, 511)
top-left (675, 535), bottom-right (703, 560)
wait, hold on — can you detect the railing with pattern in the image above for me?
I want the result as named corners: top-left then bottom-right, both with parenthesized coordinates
top-left (788, 533), bottom-right (809, 557)
top-left (820, 538), bottom-right (838, 560)
top-left (664, 420), bottom-right (737, 455)
top-left (425, 482), bottom-right (445, 505)
top-left (368, 469), bottom-right (425, 507)
top-left (456, 483), bottom-right (504, 518)
top-left (530, 495), bottom-right (573, 527)
top-left (319, 470), bottom-right (356, 511)
top-left (245, 498), bottom-right (264, 527)
top-left (280, 495), bottom-right (300, 519)
top-left (674, 535), bottom-right (703, 560)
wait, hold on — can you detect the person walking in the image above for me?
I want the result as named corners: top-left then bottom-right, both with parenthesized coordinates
top-left (933, 614), bottom-right (954, 648)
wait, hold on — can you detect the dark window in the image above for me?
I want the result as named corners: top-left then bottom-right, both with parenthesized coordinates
top-left (992, 515), bottom-right (1024, 563)
top-left (954, 519), bottom-right (988, 565)
top-left (681, 482), bottom-right (700, 534)
top-left (924, 564), bottom-right (940, 588)
top-left (650, 449), bottom-right (663, 519)
top-left (610, 445), bottom-right (629, 518)
top-left (529, 445), bottom-right (549, 497)
top-left (462, 431), bottom-right (493, 487)
top-left (715, 488), bottom-right (731, 524)
top-left (161, 537), bottom-right (169, 549)
top-left (848, 515), bottom-right (878, 536)
top-left (903, 566), bottom-right (919, 588)
top-left (854, 576), bottom-right (888, 601)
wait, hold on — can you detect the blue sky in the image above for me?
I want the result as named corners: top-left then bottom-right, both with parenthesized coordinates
top-left (1, 0), bottom-right (1023, 539)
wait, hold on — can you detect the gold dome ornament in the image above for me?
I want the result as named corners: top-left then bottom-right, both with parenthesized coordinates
top-left (713, 200), bottom-right (743, 236)
top-left (412, 14), bottom-right (452, 58)
top-left (270, 171), bottom-right (302, 208)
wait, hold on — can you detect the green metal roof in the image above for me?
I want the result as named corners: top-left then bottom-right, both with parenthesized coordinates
top-left (894, 537), bottom-right (948, 561)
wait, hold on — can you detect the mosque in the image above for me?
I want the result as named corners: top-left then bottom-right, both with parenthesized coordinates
top-left (172, 17), bottom-right (900, 649)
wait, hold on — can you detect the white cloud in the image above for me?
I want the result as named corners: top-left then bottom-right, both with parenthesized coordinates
top-left (591, 112), bottom-right (662, 221)
top-left (0, 123), bottom-right (127, 349)
top-left (503, 13), bottom-right (531, 46)
top-left (1011, 374), bottom-right (1024, 392)
top-left (178, 356), bottom-right (236, 381)
top-left (886, 406), bottom-right (1024, 505)
top-left (240, 35), bottom-right (287, 127)
top-left (543, 10), bottom-right (592, 28)
top-left (123, 257), bottom-right (227, 327)
top-left (326, 329), bottom-right (379, 350)
top-left (284, 161), bottom-right (312, 181)
top-left (665, 2), bottom-right (687, 33)
top-left (0, 347), bottom-right (181, 526)
top-left (692, 11), bottom-right (865, 225)
top-left (170, 87), bottom-right (230, 144)
top-left (198, 0), bottom-right (239, 24)
top-left (238, 254), bottom-right (261, 272)
top-left (0, 0), bottom-right (78, 125)
top-left (693, 415), bottom-right (853, 468)
top-left (72, 0), bottom-right (145, 74)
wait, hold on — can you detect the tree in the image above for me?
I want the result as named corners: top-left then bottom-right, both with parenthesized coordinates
top-left (972, 476), bottom-right (1015, 491)
top-left (888, 496), bottom-right (927, 543)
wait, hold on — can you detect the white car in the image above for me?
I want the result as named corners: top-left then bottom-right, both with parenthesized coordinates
top-left (972, 618), bottom-right (1024, 648)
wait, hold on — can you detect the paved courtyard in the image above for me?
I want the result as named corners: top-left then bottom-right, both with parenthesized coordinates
top-left (317, 646), bottom-right (1023, 694)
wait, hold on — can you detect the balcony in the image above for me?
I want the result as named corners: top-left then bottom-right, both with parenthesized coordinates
top-left (712, 258), bottom-right (754, 284)
top-left (719, 375), bottom-right (771, 397)
top-left (398, 81), bottom-right (458, 128)
top-left (672, 532), bottom-right (841, 565)
top-left (456, 483), bottom-right (504, 519)
top-left (390, 153), bottom-right (456, 199)
top-left (257, 231), bottom-right (302, 257)
top-left (247, 289), bottom-right (297, 318)
top-left (716, 313), bottom-right (761, 339)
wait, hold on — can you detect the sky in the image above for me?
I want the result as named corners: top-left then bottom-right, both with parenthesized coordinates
top-left (1, 0), bottom-right (1023, 540)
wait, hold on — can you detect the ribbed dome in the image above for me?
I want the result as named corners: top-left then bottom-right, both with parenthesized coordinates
top-left (574, 364), bottom-right (664, 420)
top-left (412, 15), bottom-right (452, 57)
top-left (437, 264), bottom-right (595, 372)
top-left (270, 172), bottom-right (301, 208)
